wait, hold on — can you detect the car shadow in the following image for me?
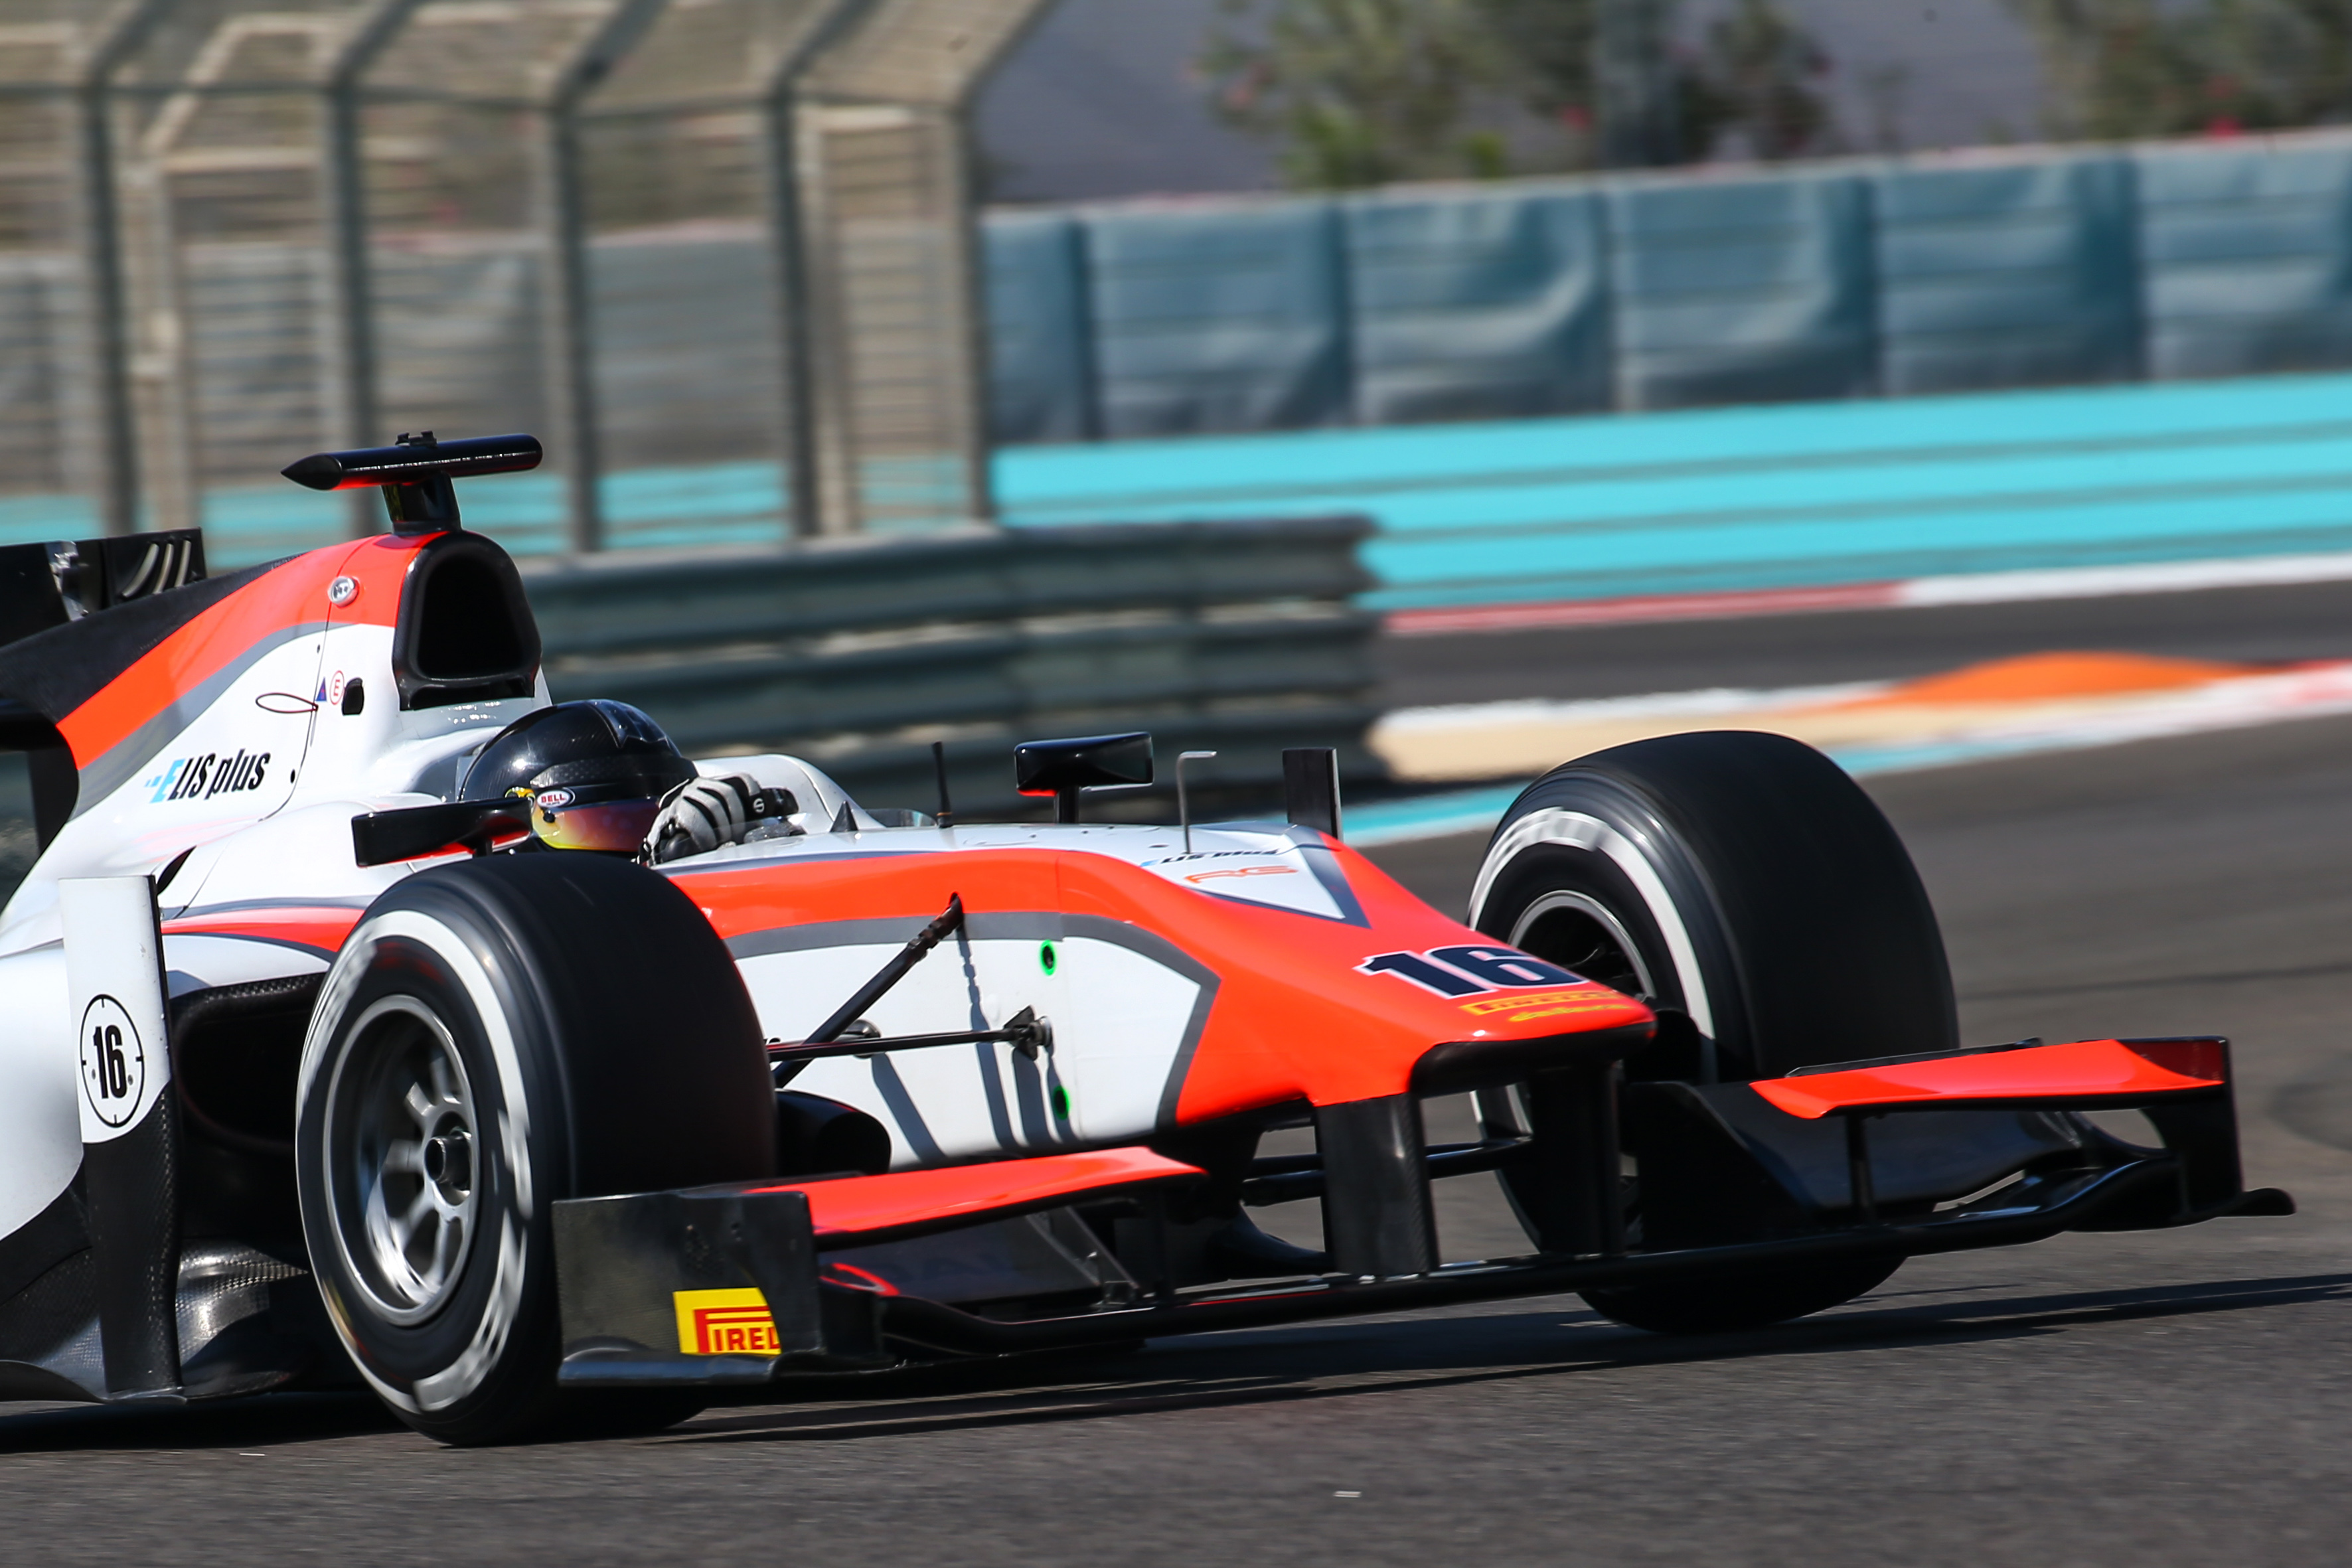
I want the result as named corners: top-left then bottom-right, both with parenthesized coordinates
top-left (3, 1269), bottom-right (2339, 1454)
top-left (662, 1268), bottom-right (2352, 1449)
top-left (0, 1389), bottom-right (398, 1454)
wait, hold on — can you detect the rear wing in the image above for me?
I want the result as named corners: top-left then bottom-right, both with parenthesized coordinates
top-left (0, 529), bottom-right (203, 651)
top-left (0, 528), bottom-right (208, 844)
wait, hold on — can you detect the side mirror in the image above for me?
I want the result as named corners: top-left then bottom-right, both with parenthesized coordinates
top-left (1015, 732), bottom-right (1152, 824)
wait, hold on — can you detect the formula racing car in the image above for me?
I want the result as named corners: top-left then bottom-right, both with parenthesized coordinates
top-left (0, 433), bottom-right (2293, 1443)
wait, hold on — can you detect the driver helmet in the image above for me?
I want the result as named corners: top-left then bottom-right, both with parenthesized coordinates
top-left (461, 699), bottom-right (696, 854)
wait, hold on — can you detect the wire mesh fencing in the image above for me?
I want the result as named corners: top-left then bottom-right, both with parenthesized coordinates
top-left (0, 0), bottom-right (1030, 568)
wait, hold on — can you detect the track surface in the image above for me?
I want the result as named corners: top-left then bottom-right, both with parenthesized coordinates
top-left (11, 592), bottom-right (2352, 1565)
top-left (1376, 574), bottom-right (2352, 708)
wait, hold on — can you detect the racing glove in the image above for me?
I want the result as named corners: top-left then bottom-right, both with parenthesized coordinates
top-left (649, 775), bottom-right (797, 864)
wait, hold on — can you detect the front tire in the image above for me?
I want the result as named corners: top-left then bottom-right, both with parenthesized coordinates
top-left (296, 853), bottom-right (774, 1444)
top-left (1469, 731), bottom-right (1952, 1334)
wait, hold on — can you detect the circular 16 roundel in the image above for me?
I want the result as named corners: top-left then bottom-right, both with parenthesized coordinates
top-left (78, 995), bottom-right (147, 1129)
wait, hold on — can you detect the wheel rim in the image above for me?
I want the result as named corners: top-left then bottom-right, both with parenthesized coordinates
top-left (1508, 890), bottom-right (1654, 1000)
top-left (1479, 891), bottom-right (1666, 1142)
top-left (323, 996), bottom-right (481, 1326)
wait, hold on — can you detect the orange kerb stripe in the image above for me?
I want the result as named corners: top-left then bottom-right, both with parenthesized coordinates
top-left (1825, 651), bottom-right (2261, 710)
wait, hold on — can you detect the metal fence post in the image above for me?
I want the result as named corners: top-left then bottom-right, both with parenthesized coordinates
top-left (318, 0), bottom-right (427, 538)
top-left (126, 96), bottom-right (200, 538)
top-left (73, 0), bottom-right (179, 538)
top-left (1594, 0), bottom-right (1679, 169)
top-left (536, 0), bottom-right (668, 556)
top-left (760, 0), bottom-right (868, 541)
top-left (793, 0), bottom-right (1063, 536)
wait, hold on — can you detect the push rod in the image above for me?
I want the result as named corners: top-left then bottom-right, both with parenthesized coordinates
top-left (803, 893), bottom-right (965, 1047)
top-left (770, 1007), bottom-right (1048, 1065)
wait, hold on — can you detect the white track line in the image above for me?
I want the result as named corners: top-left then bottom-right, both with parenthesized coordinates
top-left (1348, 660), bottom-right (2352, 847)
top-left (1387, 550), bottom-right (2352, 636)
top-left (1898, 550), bottom-right (2352, 606)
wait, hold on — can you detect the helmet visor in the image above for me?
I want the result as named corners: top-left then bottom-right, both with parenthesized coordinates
top-left (528, 795), bottom-right (664, 853)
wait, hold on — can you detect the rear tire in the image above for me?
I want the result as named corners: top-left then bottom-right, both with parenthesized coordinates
top-left (296, 852), bottom-right (775, 1444)
top-left (1469, 731), bottom-right (1952, 1334)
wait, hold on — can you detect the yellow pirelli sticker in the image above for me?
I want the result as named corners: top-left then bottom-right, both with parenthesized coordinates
top-left (674, 1288), bottom-right (780, 1356)
top-left (1456, 987), bottom-right (1608, 1016)
top-left (1489, 1002), bottom-right (1616, 1024)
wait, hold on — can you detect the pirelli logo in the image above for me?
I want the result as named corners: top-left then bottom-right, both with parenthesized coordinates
top-left (1456, 987), bottom-right (1610, 1018)
top-left (674, 1288), bottom-right (780, 1356)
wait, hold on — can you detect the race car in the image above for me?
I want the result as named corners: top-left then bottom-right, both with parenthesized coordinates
top-left (0, 433), bottom-right (2292, 1444)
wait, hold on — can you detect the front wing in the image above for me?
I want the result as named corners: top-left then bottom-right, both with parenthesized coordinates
top-left (550, 1038), bottom-right (2292, 1385)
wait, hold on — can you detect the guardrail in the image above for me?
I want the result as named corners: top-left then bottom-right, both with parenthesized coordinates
top-left (519, 516), bottom-right (1381, 815)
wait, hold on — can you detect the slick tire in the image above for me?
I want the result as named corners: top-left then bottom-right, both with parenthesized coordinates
top-left (295, 852), bottom-right (774, 1445)
top-left (1468, 730), bottom-right (1952, 1334)
top-left (1469, 730), bottom-right (1956, 1081)
top-left (1571, 1255), bottom-right (1904, 1337)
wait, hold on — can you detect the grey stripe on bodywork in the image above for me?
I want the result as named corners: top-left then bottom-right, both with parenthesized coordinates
top-left (74, 621), bottom-right (327, 815)
top-left (726, 909), bottom-right (1064, 959)
top-left (726, 909), bottom-right (1221, 1134)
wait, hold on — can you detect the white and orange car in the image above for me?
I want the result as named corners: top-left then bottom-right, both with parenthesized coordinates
top-left (0, 435), bottom-right (2290, 1444)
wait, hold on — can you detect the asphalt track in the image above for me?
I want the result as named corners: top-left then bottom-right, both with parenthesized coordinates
top-left (10, 582), bottom-right (2352, 1565)
top-left (1375, 572), bottom-right (2352, 709)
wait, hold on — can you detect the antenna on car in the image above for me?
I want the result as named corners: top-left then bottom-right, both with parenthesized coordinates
top-left (280, 431), bottom-right (543, 534)
top-left (1176, 750), bottom-right (1216, 852)
top-left (931, 740), bottom-right (955, 828)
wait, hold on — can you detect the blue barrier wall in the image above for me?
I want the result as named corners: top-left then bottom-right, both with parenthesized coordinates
top-left (1609, 171), bottom-right (1875, 409)
top-left (1875, 154), bottom-right (2140, 395)
top-left (2140, 139), bottom-right (2352, 379)
top-left (994, 369), bottom-right (2352, 611)
top-left (16, 132), bottom-right (2352, 589)
top-left (985, 131), bottom-right (2352, 447)
top-left (985, 212), bottom-right (1095, 445)
top-left (1344, 186), bottom-right (1610, 425)
top-left (1085, 201), bottom-right (1353, 437)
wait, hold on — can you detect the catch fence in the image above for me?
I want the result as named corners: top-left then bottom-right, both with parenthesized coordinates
top-left (0, 0), bottom-right (1049, 564)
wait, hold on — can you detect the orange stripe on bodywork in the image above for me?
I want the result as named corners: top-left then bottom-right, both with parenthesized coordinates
top-left (674, 842), bottom-right (1652, 1121)
top-left (164, 905), bottom-right (364, 959)
top-left (750, 1146), bottom-right (1201, 1243)
top-left (57, 532), bottom-right (426, 768)
top-left (1751, 1038), bottom-right (2229, 1119)
top-left (317, 530), bottom-right (430, 631)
